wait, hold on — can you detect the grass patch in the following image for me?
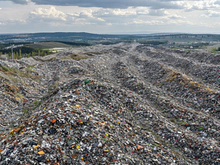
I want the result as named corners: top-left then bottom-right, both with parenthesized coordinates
top-left (70, 54), bottom-right (88, 61)
top-left (1, 65), bottom-right (27, 77)
top-left (22, 109), bottom-right (28, 114)
top-left (170, 118), bottom-right (177, 124)
top-left (44, 57), bottom-right (56, 62)
top-left (34, 57), bottom-right (56, 62)
top-left (153, 142), bottom-right (161, 147)
top-left (60, 56), bottom-right (71, 60)
top-left (165, 69), bottom-right (215, 93)
top-left (48, 85), bottom-right (56, 92)
top-left (26, 65), bottom-right (36, 73)
top-left (0, 65), bottom-right (41, 82)
top-left (27, 65), bottom-right (34, 68)
top-left (27, 42), bottom-right (72, 49)
top-left (26, 67), bottom-right (33, 73)
top-left (8, 76), bottom-right (20, 83)
top-left (2, 65), bottom-right (9, 71)
top-left (84, 51), bottom-right (103, 56)
top-left (22, 99), bottom-right (43, 116)
top-left (177, 121), bottom-right (187, 125)
top-left (211, 48), bottom-right (219, 54)
top-left (34, 100), bottom-right (42, 106)
top-left (198, 127), bottom-right (204, 131)
top-left (169, 72), bottom-right (178, 82)
top-left (15, 93), bottom-right (25, 101)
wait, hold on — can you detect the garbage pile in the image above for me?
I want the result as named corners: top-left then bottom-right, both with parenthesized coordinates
top-left (0, 61), bottom-right (49, 130)
top-left (0, 43), bottom-right (220, 164)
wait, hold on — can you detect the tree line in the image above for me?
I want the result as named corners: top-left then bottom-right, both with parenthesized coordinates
top-left (0, 46), bottom-right (53, 59)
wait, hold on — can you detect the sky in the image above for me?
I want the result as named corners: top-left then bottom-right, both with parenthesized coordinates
top-left (0, 0), bottom-right (220, 34)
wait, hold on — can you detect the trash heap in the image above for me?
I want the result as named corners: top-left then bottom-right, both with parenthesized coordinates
top-left (0, 61), bottom-right (49, 130)
top-left (0, 79), bottom-right (192, 164)
top-left (136, 45), bottom-right (220, 89)
top-left (0, 43), bottom-right (220, 164)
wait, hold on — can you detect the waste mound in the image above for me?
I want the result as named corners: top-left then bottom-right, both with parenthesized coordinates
top-left (0, 43), bottom-right (220, 164)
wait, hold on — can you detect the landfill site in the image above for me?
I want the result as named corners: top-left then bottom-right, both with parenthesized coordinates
top-left (0, 42), bottom-right (220, 164)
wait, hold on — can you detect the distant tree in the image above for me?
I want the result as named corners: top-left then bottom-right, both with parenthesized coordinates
top-left (38, 50), bottom-right (40, 56)
top-left (6, 54), bottom-right (9, 60)
top-left (18, 50), bottom-right (22, 59)
top-left (15, 52), bottom-right (19, 59)
top-left (32, 51), bottom-right (35, 57)
top-left (19, 49), bottom-right (22, 58)
top-left (28, 53), bottom-right (31, 58)
top-left (8, 52), bottom-right (11, 59)
top-left (218, 47), bottom-right (220, 51)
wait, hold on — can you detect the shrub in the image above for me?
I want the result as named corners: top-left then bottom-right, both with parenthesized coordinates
top-left (1, 65), bottom-right (9, 71)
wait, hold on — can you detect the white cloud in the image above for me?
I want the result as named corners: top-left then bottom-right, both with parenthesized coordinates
top-left (136, 9), bottom-right (149, 15)
top-left (30, 6), bottom-right (67, 21)
top-left (202, 10), bottom-right (220, 17)
top-left (25, 6), bottom-right (214, 28)
top-left (1, 0), bottom-right (220, 33)
top-left (171, 1), bottom-right (191, 9)
top-left (28, 7), bottom-right (107, 26)
top-left (77, 10), bottom-right (106, 22)
top-left (9, 0), bottom-right (189, 9)
top-left (92, 8), bottom-right (138, 18)
top-left (212, 22), bottom-right (220, 26)
top-left (186, 0), bottom-right (220, 11)
top-left (175, 20), bottom-right (195, 25)
top-left (168, 14), bottom-right (184, 19)
top-left (0, 0), bottom-right (28, 4)
top-left (109, 9), bottom-right (137, 16)
top-left (130, 19), bottom-right (196, 26)
top-left (148, 9), bottom-right (169, 16)
top-left (132, 20), bottom-right (164, 25)
top-left (0, 19), bottom-right (26, 26)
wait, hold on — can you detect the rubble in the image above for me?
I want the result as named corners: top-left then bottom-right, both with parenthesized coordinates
top-left (0, 43), bottom-right (220, 164)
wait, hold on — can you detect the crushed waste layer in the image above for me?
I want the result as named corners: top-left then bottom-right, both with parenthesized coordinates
top-left (0, 43), bottom-right (220, 164)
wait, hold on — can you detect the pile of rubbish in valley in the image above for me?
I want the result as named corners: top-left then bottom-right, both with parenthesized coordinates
top-left (0, 43), bottom-right (220, 164)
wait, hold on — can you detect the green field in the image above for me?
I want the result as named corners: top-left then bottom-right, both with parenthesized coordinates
top-left (27, 42), bottom-right (72, 49)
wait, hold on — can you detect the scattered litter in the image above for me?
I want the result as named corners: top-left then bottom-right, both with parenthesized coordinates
top-left (0, 43), bottom-right (220, 164)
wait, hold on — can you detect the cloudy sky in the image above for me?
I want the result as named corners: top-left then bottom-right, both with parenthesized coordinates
top-left (0, 0), bottom-right (220, 34)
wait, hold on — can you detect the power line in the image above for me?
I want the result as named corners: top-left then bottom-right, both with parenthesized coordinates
top-left (3, 44), bottom-right (23, 59)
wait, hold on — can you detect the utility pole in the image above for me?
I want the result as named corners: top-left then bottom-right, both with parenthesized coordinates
top-left (3, 44), bottom-right (23, 60)
top-left (11, 46), bottom-right (13, 60)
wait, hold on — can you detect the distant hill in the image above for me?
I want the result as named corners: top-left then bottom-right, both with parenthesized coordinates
top-left (1, 32), bottom-right (220, 44)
